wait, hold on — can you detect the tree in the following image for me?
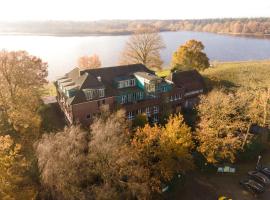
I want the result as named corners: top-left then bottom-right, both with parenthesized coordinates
top-left (196, 90), bottom-right (250, 164)
top-left (77, 54), bottom-right (101, 70)
top-left (132, 114), bottom-right (194, 193)
top-left (0, 135), bottom-right (33, 200)
top-left (171, 40), bottom-right (210, 71)
top-left (89, 109), bottom-right (150, 199)
top-left (0, 50), bottom-right (48, 143)
top-left (35, 126), bottom-right (90, 200)
top-left (120, 28), bottom-right (165, 70)
top-left (246, 88), bottom-right (270, 127)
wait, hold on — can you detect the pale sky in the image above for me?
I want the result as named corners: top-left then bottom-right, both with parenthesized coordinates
top-left (1, 0), bottom-right (270, 21)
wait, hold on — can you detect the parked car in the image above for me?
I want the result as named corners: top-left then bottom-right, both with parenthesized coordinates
top-left (257, 167), bottom-right (270, 178)
top-left (240, 179), bottom-right (265, 194)
top-left (218, 196), bottom-right (232, 200)
top-left (248, 171), bottom-right (270, 185)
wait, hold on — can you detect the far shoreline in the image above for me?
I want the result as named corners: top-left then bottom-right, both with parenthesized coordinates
top-left (1, 30), bottom-right (270, 39)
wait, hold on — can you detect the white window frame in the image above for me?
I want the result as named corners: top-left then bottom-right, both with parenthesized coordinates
top-left (153, 106), bottom-right (159, 114)
top-left (127, 111), bottom-right (134, 120)
top-left (98, 89), bottom-right (105, 98)
top-left (146, 107), bottom-right (151, 116)
top-left (153, 114), bottom-right (159, 123)
top-left (84, 89), bottom-right (94, 100)
top-left (121, 95), bottom-right (127, 104)
top-left (139, 92), bottom-right (143, 100)
top-left (130, 79), bottom-right (136, 86)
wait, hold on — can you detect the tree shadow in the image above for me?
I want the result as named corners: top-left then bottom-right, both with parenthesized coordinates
top-left (203, 76), bottom-right (239, 92)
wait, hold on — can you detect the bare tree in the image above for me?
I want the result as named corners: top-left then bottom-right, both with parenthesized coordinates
top-left (78, 54), bottom-right (101, 70)
top-left (89, 109), bottom-right (150, 199)
top-left (35, 126), bottom-right (91, 200)
top-left (120, 28), bottom-right (165, 70)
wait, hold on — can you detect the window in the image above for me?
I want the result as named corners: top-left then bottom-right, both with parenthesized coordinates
top-left (127, 111), bottom-right (134, 120)
top-left (138, 92), bottom-right (143, 100)
top-left (98, 89), bottom-right (105, 98)
top-left (153, 106), bottom-right (159, 114)
top-left (162, 86), bottom-right (167, 92)
top-left (146, 107), bottom-right (151, 116)
top-left (118, 81), bottom-right (124, 88)
top-left (121, 95), bottom-right (127, 104)
top-left (137, 109), bottom-right (142, 114)
top-left (128, 93), bottom-right (132, 102)
top-left (173, 94), bottom-right (182, 101)
top-left (84, 89), bottom-right (94, 100)
top-left (130, 79), bottom-right (136, 86)
top-left (170, 96), bottom-right (174, 102)
top-left (153, 114), bottom-right (159, 123)
top-left (86, 114), bottom-right (91, 119)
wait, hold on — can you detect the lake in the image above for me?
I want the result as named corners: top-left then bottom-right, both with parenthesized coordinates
top-left (0, 31), bottom-right (270, 81)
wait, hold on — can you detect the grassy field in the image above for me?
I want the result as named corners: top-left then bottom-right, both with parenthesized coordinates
top-left (43, 82), bottom-right (57, 97)
top-left (156, 68), bottom-right (171, 77)
top-left (203, 60), bottom-right (270, 90)
top-left (157, 60), bottom-right (270, 90)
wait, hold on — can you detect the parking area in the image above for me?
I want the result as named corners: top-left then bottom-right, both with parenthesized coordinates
top-left (166, 149), bottom-right (270, 200)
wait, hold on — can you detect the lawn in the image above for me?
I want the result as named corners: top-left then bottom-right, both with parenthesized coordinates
top-left (156, 68), bottom-right (171, 77)
top-left (43, 82), bottom-right (57, 97)
top-left (157, 60), bottom-right (270, 90)
top-left (202, 60), bottom-right (270, 90)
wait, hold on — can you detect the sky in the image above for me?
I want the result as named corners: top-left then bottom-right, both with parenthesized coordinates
top-left (1, 0), bottom-right (270, 21)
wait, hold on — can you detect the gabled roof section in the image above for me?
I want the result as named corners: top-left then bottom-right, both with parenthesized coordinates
top-left (66, 64), bottom-right (153, 105)
top-left (167, 70), bottom-right (205, 92)
top-left (66, 67), bottom-right (80, 80)
top-left (134, 72), bottom-right (161, 81)
top-left (80, 63), bottom-right (153, 85)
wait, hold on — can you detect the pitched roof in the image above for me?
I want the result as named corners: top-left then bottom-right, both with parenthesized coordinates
top-left (65, 64), bottom-right (153, 105)
top-left (167, 70), bottom-right (205, 92)
top-left (80, 64), bottom-right (153, 84)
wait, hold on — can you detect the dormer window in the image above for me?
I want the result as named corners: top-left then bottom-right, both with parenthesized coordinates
top-left (83, 88), bottom-right (105, 101)
top-left (83, 89), bottom-right (94, 100)
top-left (98, 89), bottom-right (105, 98)
top-left (118, 78), bottom-right (136, 88)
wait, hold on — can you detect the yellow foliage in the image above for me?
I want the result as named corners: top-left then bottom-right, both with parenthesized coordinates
top-left (132, 114), bottom-right (194, 192)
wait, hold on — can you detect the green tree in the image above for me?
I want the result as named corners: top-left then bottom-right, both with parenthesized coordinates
top-left (171, 40), bottom-right (210, 71)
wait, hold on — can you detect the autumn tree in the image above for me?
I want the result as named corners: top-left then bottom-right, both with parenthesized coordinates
top-left (196, 90), bottom-right (251, 164)
top-left (0, 135), bottom-right (35, 200)
top-left (35, 126), bottom-right (91, 200)
top-left (78, 54), bottom-right (101, 70)
top-left (132, 114), bottom-right (194, 193)
top-left (0, 50), bottom-right (48, 143)
top-left (246, 88), bottom-right (270, 127)
top-left (120, 28), bottom-right (165, 70)
top-left (171, 40), bottom-right (210, 71)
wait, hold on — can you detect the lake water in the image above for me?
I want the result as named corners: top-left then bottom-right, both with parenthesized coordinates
top-left (0, 31), bottom-right (270, 81)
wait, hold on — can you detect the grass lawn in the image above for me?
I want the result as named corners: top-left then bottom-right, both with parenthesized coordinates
top-left (156, 69), bottom-right (171, 77)
top-left (43, 82), bottom-right (57, 97)
top-left (203, 60), bottom-right (270, 90)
